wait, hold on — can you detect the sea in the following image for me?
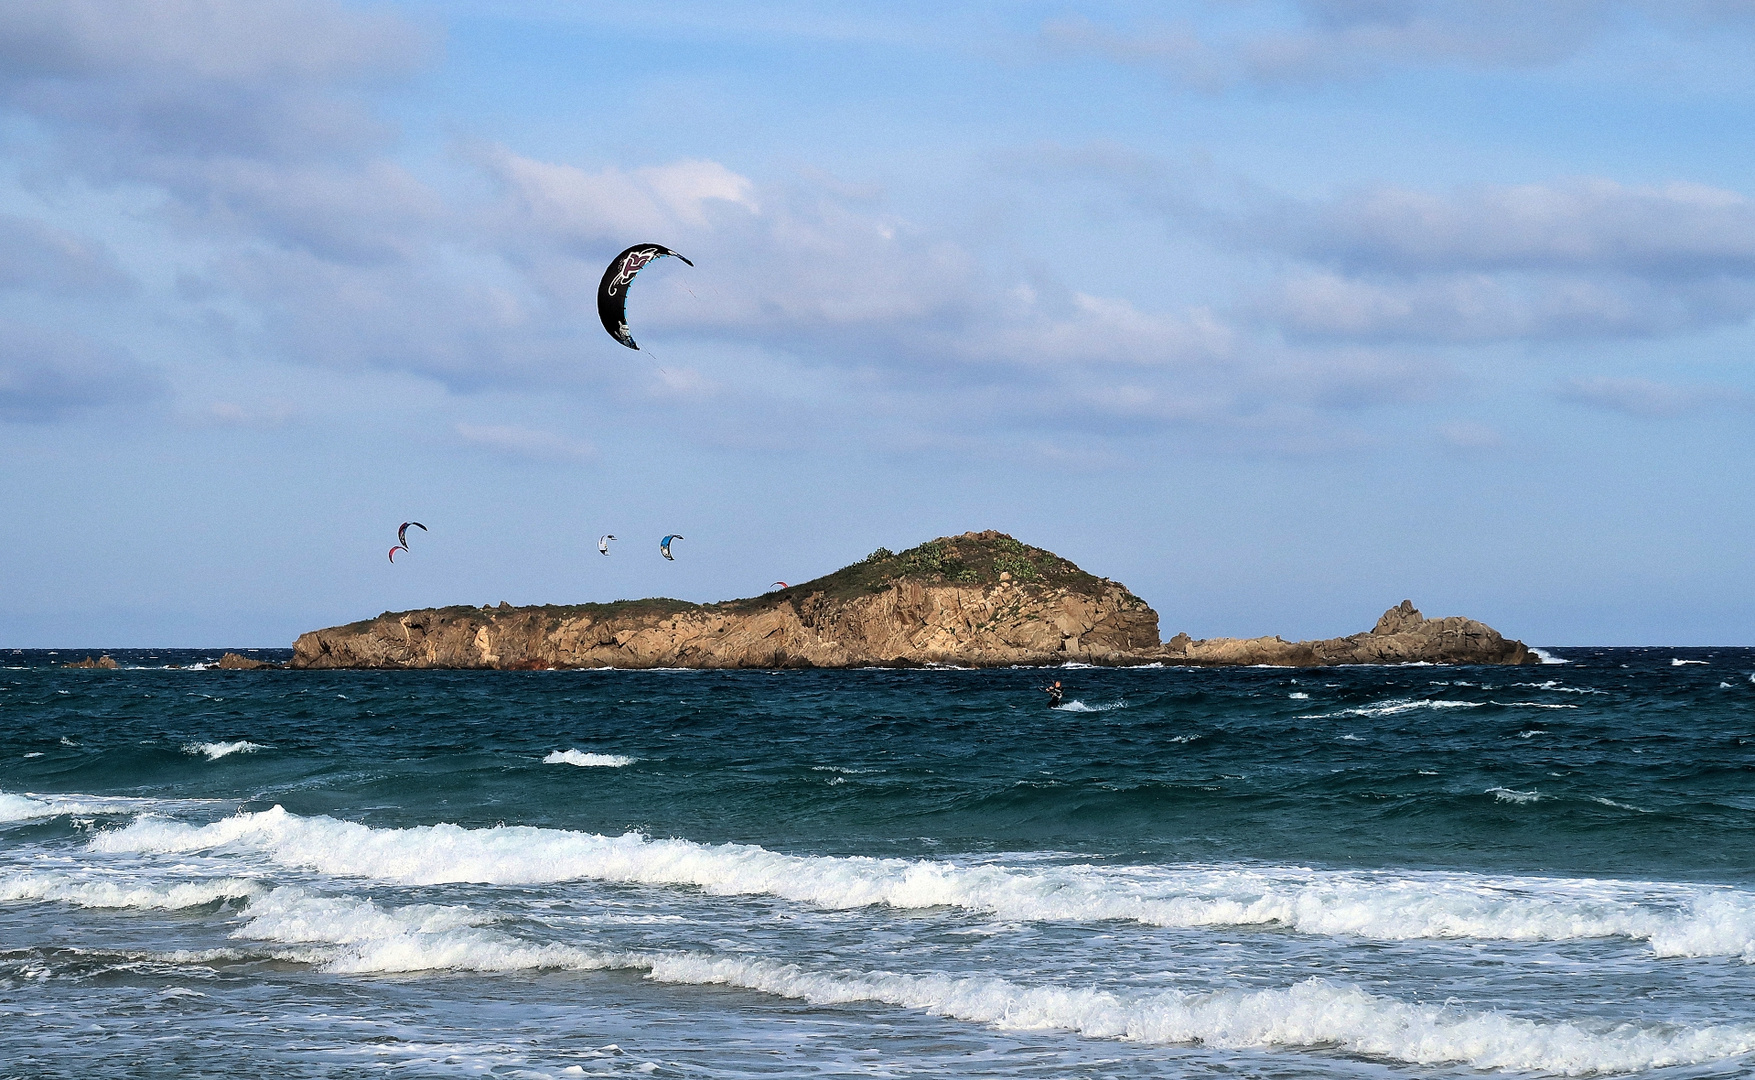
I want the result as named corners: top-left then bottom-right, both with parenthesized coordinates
top-left (3, 647), bottom-right (1755, 1079)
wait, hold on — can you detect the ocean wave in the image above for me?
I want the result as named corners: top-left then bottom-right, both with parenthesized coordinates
top-left (1299, 698), bottom-right (1484, 719)
top-left (1489, 787), bottom-right (1543, 804)
top-left (1513, 680), bottom-right (1606, 695)
top-left (1, 791), bottom-right (156, 824)
top-left (211, 887), bottom-right (1755, 1074)
top-left (1529, 649), bottom-right (1569, 665)
top-left (1673, 659), bottom-right (1708, 666)
top-left (543, 750), bottom-right (635, 768)
top-left (0, 870), bottom-right (263, 910)
top-left (1051, 700), bottom-right (1127, 713)
top-left (89, 808), bottom-right (1755, 958)
top-left (183, 740), bottom-right (265, 761)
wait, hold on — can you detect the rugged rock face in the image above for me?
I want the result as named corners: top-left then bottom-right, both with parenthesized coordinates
top-left (290, 533), bottom-right (1537, 670)
top-left (214, 652), bottom-right (279, 670)
top-left (61, 655), bottom-right (117, 669)
top-left (292, 532), bottom-right (1160, 670)
top-left (1161, 600), bottom-right (1536, 667)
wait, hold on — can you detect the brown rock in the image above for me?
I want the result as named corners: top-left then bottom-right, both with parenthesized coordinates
top-left (292, 533), bottom-right (1159, 670)
top-left (1164, 602), bottom-right (1534, 667)
top-left (62, 655), bottom-right (118, 669)
top-left (214, 652), bottom-right (279, 670)
top-left (286, 534), bottom-right (1535, 670)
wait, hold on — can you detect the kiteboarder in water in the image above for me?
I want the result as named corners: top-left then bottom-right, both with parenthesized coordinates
top-left (597, 244), bottom-right (692, 350)
top-left (1044, 681), bottom-right (1064, 708)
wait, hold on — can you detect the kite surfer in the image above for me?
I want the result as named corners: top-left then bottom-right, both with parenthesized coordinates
top-left (1043, 681), bottom-right (1064, 709)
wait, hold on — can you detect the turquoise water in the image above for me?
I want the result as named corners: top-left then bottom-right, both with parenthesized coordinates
top-left (3, 648), bottom-right (1754, 1077)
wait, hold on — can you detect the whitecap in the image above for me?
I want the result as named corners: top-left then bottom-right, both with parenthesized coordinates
top-left (0, 869), bottom-right (263, 910)
top-left (1300, 699), bottom-right (1483, 720)
top-left (1288, 692), bottom-right (1309, 700)
top-left (1512, 680), bottom-right (1605, 695)
top-left (1489, 787), bottom-right (1542, 804)
top-left (208, 887), bottom-right (1755, 1075)
top-left (1673, 659), bottom-right (1708, 666)
top-left (1528, 648), bottom-right (1569, 665)
top-left (183, 740), bottom-right (264, 761)
top-left (543, 750), bottom-right (635, 768)
top-left (1051, 700), bottom-right (1127, 713)
top-left (90, 806), bottom-right (1755, 960)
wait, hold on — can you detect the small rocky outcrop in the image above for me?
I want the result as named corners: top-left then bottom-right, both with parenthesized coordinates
top-left (292, 532), bottom-right (1159, 670)
top-left (61, 655), bottom-right (118, 669)
top-left (1159, 600), bottom-right (1535, 667)
top-left (214, 652), bottom-right (279, 670)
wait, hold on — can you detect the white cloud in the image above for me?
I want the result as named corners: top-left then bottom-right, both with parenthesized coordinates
top-left (454, 422), bottom-right (596, 462)
top-left (1044, 2), bottom-right (1755, 90)
top-left (1555, 376), bottom-right (1752, 418)
top-left (0, 322), bottom-right (163, 423)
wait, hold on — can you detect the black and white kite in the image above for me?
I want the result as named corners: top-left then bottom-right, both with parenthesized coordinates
top-left (598, 534), bottom-right (616, 556)
top-left (398, 521), bottom-right (426, 548)
top-left (597, 244), bottom-right (692, 350)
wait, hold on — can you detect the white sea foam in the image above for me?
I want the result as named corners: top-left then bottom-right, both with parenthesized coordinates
top-left (1300, 698), bottom-right (1484, 720)
top-left (1529, 648), bottom-right (1569, 665)
top-left (544, 750), bottom-right (635, 768)
top-left (90, 807), bottom-right (1755, 959)
top-left (1489, 787), bottom-right (1543, 804)
top-left (212, 887), bottom-right (1755, 1075)
top-left (1673, 659), bottom-right (1708, 666)
top-left (1052, 700), bottom-right (1127, 713)
top-left (183, 740), bottom-right (264, 761)
top-left (0, 791), bottom-right (155, 823)
top-left (1288, 692), bottom-right (1309, 700)
top-left (1513, 680), bottom-right (1606, 695)
top-left (0, 870), bottom-right (263, 910)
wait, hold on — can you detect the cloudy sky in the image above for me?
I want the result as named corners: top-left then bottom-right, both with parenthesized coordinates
top-left (3, 0), bottom-right (1754, 647)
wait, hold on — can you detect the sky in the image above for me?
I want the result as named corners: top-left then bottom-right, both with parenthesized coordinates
top-left (4, 0), bottom-right (1755, 647)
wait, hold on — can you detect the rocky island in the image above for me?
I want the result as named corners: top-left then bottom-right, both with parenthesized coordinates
top-left (291, 531), bottom-right (1536, 669)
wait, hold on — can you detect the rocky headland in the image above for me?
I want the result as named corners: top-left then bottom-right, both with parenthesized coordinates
top-left (290, 531), bottom-right (1536, 670)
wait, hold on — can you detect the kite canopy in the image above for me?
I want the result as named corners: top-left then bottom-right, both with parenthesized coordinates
top-left (388, 545), bottom-right (407, 563)
top-left (598, 534), bottom-right (616, 556)
top-left (660, 534), bottom-right (683, 561)
top-left (597, 244), bottom-right (692, 350)
top-left (398, 521), bottom-right (426, 548)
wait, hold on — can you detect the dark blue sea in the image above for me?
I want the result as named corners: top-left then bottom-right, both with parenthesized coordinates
top-left (4, 647), bottom-right (1755, 1078)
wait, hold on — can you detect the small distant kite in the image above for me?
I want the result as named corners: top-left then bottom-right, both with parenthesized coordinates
top-left (598, 534), bottom-right (616, 556)
top-left (598, 244), bottom-right (692, 350)
top-left (773, 581), bottom-right (788, 589)
top-left (399, 521), bottom-right (427, 548)
top-left (388, 545), bottom-right (408, 563)
top-left (660, 535), bottom-right (683, 561)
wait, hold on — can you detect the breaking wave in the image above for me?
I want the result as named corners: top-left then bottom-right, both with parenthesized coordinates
top-left (89, 808), bottom-right (1755, 958)
top-left (183, 740), bottom-right (264, 761)
top-left (202, 887), bottom-right (1755, 1075)
top-left (543, 749), bottom-right (635, 768)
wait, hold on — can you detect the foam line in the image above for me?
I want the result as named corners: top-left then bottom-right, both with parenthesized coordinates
top-left (183, 740), bottom-right (264, 761)
top-left (89, 807), bottom-right (1755, 958)
top-left (215, 887), bottom-right (1755, 1075)
top-left (543, 750), bottom-right (634, 767)
top-left (0, 870), bottom-right (262, 910)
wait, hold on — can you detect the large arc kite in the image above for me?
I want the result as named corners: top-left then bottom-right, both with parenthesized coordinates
top-left (597, 244), bottom-right (693, 350)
